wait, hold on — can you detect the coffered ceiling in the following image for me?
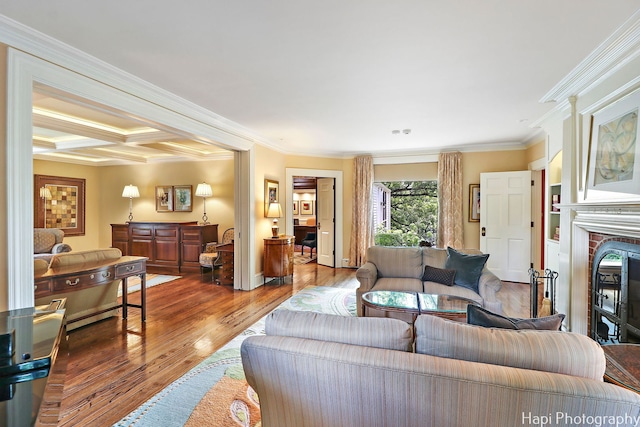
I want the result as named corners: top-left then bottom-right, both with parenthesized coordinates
top-left (32, 88), bottom-right (232, 166)
top-left (4, 2), bottom-right (639, 162)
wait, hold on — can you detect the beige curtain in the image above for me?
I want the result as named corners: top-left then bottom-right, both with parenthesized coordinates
top-left (349, 155), bottom-right (374, 267)
top-left (437, 152), bottom-right (463, 249)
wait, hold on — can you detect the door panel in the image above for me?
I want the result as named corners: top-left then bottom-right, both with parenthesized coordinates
top-left (480, 171), bottom-right (532, 282)
top-left (317, 178), bottom-right (335, 267)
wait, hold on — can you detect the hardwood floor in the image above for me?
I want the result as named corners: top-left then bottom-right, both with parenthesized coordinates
top-left (57, 263), bottom-right (529, 426)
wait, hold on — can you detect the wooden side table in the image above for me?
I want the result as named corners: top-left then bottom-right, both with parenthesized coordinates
top-left (602, 344), bottom-right (640, 393)
top-left (263, 236), bottom-right (294, 284)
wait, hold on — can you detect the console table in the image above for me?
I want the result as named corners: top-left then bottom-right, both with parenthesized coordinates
top-left (34, 256), bottom-right (148, 325)
top-left (111, 222), bottom-right (218, 274)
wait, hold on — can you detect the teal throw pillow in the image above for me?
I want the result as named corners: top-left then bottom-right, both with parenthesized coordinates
top-left (444, 247), bottom-right (489, 293)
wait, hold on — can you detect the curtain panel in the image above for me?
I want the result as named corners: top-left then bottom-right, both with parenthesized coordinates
top-left (437, 152), bottom-right (463, 249)
top-left (349, 155), bottom-right (374, 267)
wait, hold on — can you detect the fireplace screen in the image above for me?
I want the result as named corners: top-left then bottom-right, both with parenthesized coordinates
top-left (592, 241), bottom-right (640, 344)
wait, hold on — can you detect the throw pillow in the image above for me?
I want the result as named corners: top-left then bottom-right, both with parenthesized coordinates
top-left (421, 265), bottom-right (456, 286)
top-left (444, 247), bottom-right (489, 293)
top-left (467, 305), bottom-right (565, 331)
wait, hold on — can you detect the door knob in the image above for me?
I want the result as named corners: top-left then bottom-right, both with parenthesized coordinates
top-left (481, 227), bottom-right (486, 236)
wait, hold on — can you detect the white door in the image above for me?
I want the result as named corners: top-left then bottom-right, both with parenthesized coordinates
top-left (316, 178), bottom-right (335, 267)
top-left (480, 171), bottom-right (532, 282)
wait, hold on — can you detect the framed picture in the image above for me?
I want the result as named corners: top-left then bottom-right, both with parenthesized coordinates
top-left (469, 184), bottom-right (480, 222)
top-left (301, 200), bottom-right (313, 215)
top-left (586, 88), bottom-right (640, 201)
top-left (173, 185), bottom-right (193, 212)
top-left (264, 179), bottom-right (279, 216)
top-left (155, 186), bottom-right (174, 212)
top-left (34, 174), bottom-right (86, 236)
top-left (293, 200), bottom-right (299, 215)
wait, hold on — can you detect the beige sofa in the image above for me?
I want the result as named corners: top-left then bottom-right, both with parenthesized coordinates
top-left (356, 246), bottom-right (502, 316)
top-left (241, 310), bottom-right (640, 427)
top-left (35, 248), bottom-right (124, 330)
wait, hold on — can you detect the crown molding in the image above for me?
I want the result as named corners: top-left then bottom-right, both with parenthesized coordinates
top-left (0, 14), bottom-right (269, 151)
top-left (540, 9), bottom-right (640, 103)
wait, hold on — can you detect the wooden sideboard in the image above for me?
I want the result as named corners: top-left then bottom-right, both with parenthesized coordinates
top-left (111, 222), bottom-right (218, 274)
top-left (263, 236), bottom-right (294, 284)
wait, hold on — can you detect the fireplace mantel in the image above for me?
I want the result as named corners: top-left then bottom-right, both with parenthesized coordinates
top-left (564, 203), bottom-right (640, 238)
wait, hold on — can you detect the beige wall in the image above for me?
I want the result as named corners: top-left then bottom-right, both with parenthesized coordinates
top-left (284, 154), bottom-right (354, 264)
top-left (33, 158), bottom-right (235, 252)
top-left (464, 150), bottom-right (531, 249)
top-left (374, 162), bottom-right (438, 181)
top-left (254, 145), bottom-right (287, 274)
top-left (98, 159), bottom-right (235, 248)
top-left (526, 139), bottom-right (545, 164)
top-left (33, 161), bottom-right (102, 251)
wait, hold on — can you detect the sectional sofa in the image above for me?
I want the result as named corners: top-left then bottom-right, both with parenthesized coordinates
top-left (241, 310), bottom-right (640, 427)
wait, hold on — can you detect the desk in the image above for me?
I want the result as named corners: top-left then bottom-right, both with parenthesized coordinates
top-left (35, 256), bottom-right (147, 325)
top-left (603, 344), bottom-right (640, 393)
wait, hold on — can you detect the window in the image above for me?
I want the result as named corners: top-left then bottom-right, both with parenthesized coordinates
top-left (373, 181), bottom-right (438, 246)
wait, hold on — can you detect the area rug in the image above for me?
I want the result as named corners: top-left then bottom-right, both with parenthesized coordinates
top-left (116, 274), bottom-right (181, 297)
top-left (293, 252), bottom-right (316, 265)
top-left (114, 285), bottom-right (356, 427)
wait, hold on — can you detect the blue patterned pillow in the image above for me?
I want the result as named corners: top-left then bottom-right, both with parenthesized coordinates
top-left (444, 247), bottom-right (489, 293)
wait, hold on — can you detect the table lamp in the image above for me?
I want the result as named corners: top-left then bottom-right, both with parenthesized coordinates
top-left (195, 183), bottom-right (213, 225)
top-left (266, 202), bottom-right (283, 238)
top-left (122, 184), bottom-right (140, 222)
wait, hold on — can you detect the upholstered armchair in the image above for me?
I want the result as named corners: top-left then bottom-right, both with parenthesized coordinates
top-left (34, 228), bottom-right (72, 262)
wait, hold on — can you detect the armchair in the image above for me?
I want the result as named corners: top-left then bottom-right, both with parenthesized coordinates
top-left (301, 232), bottom-right (317, 256)
top-left (34, 228), bottom-right (72, 262)
top-left (199, 228), bottom-right (234, 281)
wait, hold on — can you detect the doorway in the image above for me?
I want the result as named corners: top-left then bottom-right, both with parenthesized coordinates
top-left (285, 168), bottom-right (344, 269)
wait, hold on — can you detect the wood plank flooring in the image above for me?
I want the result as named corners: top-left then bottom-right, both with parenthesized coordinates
top-left (57, 263), bottom-right (529, 427)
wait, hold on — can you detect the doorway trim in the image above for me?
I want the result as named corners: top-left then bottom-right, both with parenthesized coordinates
top-left (5, 48), bottom-right (254, 309)
top-left (285, 168), bottom-right (343, 268)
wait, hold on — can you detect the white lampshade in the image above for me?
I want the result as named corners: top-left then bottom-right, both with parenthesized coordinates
top-left (266, 202), bottom-right (282, 218)
top-left (195, 183), bottom-right (213, 198)
top-left (39, 187), bottom-right (52, 199)
top-left (122, 185), bottom-right (140, 198)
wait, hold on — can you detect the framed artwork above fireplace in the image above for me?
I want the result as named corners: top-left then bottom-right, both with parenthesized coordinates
top-left (585, 88), bottom-right (640, 202)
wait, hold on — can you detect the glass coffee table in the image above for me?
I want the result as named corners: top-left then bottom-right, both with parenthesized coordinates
top-left (361, 290), bottom-right (480, 323)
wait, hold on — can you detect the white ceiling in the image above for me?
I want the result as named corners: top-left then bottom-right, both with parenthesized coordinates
top-left (2, 1), bottom-right (640, 162)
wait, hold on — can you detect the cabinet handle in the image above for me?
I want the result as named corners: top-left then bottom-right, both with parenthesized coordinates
top-left (102, 271), bottom-right (112, 278)
top-left (66, 278), bottom-right (80, 286)
top-left (126, 265), bottom-right (136, 272)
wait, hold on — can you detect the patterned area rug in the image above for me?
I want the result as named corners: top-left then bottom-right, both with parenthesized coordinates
top-left (116, 274), bottom-right (181, 297)
top-left (114, 286), bottom-right (356, 427)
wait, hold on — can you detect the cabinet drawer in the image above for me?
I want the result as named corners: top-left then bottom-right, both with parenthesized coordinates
top-left (52, 269), bottom-right (115, 292)
top-left (34, 279), bottom-right (52, 298)
top-left (115, 261), bottom-right (145, 278)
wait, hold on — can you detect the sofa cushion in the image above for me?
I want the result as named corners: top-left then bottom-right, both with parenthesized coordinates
top-left (444, 247), bottom-right (489, 293)
top-left (414, 314), bottom-right (606, 380)
top-left (265, 310), bottom-right (414, 352)
top-left (467, 305), bottom-right (565, 330)
top-left (49, 248), bottom-right (123, 268)
top-left (421, 265), bottom-right (456, 286)
top-left (366, 246), bottom-right (423, 279)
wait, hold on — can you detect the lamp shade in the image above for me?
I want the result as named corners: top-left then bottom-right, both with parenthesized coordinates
top-left (195, 183), bottom-right (213, 198)
top-left (39, 187), bottom-right (52, 199)
top-left (122, 185), bottom-right (140, 198)
top-left (266, 202), bottom-right (282, 218)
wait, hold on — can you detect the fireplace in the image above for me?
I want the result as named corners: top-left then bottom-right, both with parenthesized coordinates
top-left (590, 236), bottom-right (640, 344)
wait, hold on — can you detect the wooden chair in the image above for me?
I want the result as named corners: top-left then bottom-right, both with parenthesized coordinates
top-left (199, 228), bottom-right (234, 281)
